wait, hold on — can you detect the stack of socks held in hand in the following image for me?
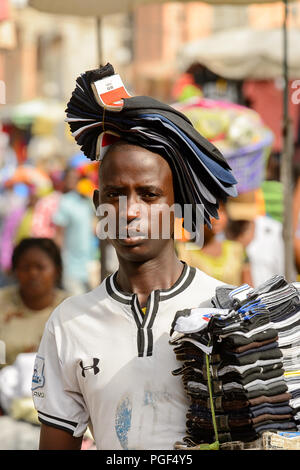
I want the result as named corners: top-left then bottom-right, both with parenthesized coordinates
top-left (170, 276), bottom-right (300, 447)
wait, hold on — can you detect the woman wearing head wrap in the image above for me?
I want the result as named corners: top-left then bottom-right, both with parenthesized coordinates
top-left (32, 64), bottom-right (237, 450)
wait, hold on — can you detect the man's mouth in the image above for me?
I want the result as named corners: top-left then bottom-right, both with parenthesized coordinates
top-left (117, 228), bottom-right (148, 245)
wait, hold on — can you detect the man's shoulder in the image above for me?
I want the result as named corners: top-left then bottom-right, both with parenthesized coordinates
top-left (48, 279), bottom-right (111, 327)
top-left (193, 266), bottom-right (225, 289)
top-left (188, 267), bottom-right (225, 307)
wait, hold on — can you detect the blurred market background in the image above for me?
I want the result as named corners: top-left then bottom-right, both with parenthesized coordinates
top-left (0, 0), bottom-right (300, 450)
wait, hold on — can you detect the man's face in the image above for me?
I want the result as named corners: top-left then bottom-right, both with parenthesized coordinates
top-left (94, 143), bottom-right (175, 263)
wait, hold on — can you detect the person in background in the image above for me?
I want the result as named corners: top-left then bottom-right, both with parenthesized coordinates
top-left (0, 183), bottom-right (44, 278)
top-left (0, 187), bottom-right (28, 277)
top-left (13, 185), bottom-right (40, 246)
top-left (226, 191), bottom-right (285, 288)
top-left (238, 188), bottom-right (286, 287)
top-left (176, 203), bottom-right (254, 286)
top-left (209, 202), bottom-right (229, 241)
top-left (52, 175), bottom-right (96, 296)
top-left (0, 238), bottom-right (69, 368)
top-left (224, 218), bottom-right (255, 287)
top-left (31, 167), bottom-right (80, 240)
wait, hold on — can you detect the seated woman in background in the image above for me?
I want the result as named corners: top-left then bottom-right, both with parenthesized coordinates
top-left (0, 238), bottom-right (69, 367)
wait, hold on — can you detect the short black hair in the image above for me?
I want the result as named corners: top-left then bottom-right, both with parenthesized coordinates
top-left (225, 220), bottom-right (252, 240)
top-left (12, 237), bottom-right (63, 284)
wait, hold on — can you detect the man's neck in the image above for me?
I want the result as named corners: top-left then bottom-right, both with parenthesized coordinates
top-left (116, 248), bottom-right (183, 308)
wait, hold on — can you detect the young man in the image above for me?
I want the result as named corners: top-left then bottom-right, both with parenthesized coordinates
top-left (32, 65), bottom-right (237, 450)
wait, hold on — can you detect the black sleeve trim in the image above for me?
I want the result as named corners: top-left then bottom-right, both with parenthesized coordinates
top-left (38, 416), bottom-right (75, 436)
top-left (38, 410), bottom-right (78, 427)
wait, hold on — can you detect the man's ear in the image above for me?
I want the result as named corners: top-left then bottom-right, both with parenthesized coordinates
top-left (93, 189), bottom-right (100, 212)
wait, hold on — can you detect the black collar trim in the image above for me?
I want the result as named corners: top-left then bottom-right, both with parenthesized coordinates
top-left (105, 263), bottom-right (196, 305)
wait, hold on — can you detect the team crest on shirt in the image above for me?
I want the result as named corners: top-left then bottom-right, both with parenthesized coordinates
top-left (79, 358), bottom-right (100, 378)
top-left (31, 355), bottom-right (45, 390)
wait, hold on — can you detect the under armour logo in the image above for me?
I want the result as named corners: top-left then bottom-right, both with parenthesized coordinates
top-left (79, 358), bottom-right (100, 378)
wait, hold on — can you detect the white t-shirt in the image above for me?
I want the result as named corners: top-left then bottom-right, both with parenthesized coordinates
top-left (32, 263), bottom-right (223, 450)
top-left (247, 216), bottom-right (285, 288)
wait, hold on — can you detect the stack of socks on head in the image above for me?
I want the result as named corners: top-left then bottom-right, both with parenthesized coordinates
top-left (65, 63), bottom-right (238, 230)
top-left (170, 276), bottom-right (300, 447)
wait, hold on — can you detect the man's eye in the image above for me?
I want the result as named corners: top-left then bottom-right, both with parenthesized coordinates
top-left (106, 192), bottom-right (120, 198)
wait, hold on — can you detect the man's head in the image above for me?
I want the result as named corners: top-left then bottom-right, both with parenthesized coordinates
top-left (93, 141), bottom-right (176, 263)
top-left (67, 64), bottom-right (238, 247)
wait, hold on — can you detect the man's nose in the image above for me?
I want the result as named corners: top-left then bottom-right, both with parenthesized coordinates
top-left (119, 194), bottom-right (141, 222)
top-left (127, 195), bottom-right (141, 221)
